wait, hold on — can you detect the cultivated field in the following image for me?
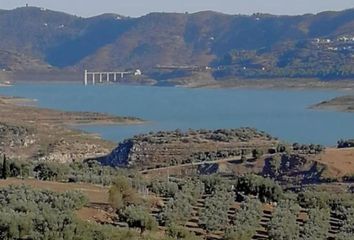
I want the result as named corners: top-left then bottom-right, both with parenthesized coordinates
top-left (0, 178), bottom-right (109, 203)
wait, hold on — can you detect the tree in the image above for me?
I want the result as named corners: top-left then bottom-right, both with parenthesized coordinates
top-left (122, 206), bottom-right (157, 234)
top-left (160, 192), bottom-right (193, 226)
top-left (150, 180), bottom-right (179, 198)
top-left (2, 154), bottom-right (9, 180)
top-left (269, 155), bottom-right (282, 176)
top-left (268, 201), bottom-right (300, 240)
top-left (302, 208), bottom-right (330, 240)
top-left (199, 189), bottom-right (234, 232)
top-left (337, 207), bottom-right (354, 240)
top-left (252, 149), bottom-right (263, 159)
top-left (276, 144), bottom-right (288, 153)
top-left (235, 174), bottom-right (283, 202)
top-left (167, 224), bottom-right (201, 240)
top-left (292, 143), bottom-right (300, 151)
top-left (226, 199), bottom-right (262, 240)
top-left (33, 163), bottom-right (58, 181)
top-left (109, 176), bottom-right (141, 210)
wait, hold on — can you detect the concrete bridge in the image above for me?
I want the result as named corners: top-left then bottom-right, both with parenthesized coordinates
top-left (84, 69), bottom-right (141, 85)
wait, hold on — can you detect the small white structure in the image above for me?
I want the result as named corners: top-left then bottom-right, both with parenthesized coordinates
top-left (134, 69), bottom-right (142, 76)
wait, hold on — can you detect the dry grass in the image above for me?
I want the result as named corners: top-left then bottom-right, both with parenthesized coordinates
top-left (316, 147), bottom-right (354, 178)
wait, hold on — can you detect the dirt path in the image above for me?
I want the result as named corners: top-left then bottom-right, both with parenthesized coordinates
top-left (140, 155), bottom-right (253, 174)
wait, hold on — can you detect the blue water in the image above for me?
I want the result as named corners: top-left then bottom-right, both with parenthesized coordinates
top-left (0, 83), bottom-right (353, 146)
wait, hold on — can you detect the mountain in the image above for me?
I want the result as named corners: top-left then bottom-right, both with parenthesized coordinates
top-left (1, 6), bottom-right (354, 83)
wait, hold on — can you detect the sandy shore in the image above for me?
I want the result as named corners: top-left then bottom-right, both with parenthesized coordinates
top-left (188, 79), bottom-right (354, 91)
top-left (0, 95), bottom-right (144, 126)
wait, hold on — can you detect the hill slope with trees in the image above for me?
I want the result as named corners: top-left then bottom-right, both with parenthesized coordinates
top-left (2, 7), bottom-right (354, 83)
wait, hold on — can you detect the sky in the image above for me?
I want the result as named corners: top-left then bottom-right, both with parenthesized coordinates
top-left (1, 0), bottom-right (354, 17)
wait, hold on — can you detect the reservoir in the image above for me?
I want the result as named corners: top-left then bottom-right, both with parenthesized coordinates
top-left (0, 83), bottom-right (353, 146)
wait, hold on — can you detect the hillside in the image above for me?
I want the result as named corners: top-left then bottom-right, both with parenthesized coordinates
top-left (0, 49), bottom-right (51, 72)
top-left (313, 95), bottom-right (354, 112)
top-left (100, 128), bottom-right (278, 169)
top-left (2, 7), bottom-right (354, 83)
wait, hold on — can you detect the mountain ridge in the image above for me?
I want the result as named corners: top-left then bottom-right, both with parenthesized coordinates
top-left (2, 7), bottom-right (354, 84)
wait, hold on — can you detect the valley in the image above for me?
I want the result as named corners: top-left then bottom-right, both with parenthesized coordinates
top-left (1, 4), bottom-right (354, 240)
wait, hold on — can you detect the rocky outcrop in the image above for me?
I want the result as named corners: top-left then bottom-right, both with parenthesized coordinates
top-left (0, 122), bottom-right (35, 149)
top-left (99, 140), bottom-right (134, 167)
top-left (38, 139), bottom-right (111, 163)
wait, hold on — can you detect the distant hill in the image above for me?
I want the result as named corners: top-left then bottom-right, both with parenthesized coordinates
top-left (1, 7), bottom-right (354, 83)
top-left (0, 49), bottom-right (51, 71)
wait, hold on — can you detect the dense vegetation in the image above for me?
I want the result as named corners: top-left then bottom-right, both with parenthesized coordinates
top-left (0, 184), bottom-right (192, 240)
top-left (0, 155), bottom-right (126, 185)
top-left (131, 128), bottom-right (275, 144)
top-left (214, 39), bottom-right (354, 80)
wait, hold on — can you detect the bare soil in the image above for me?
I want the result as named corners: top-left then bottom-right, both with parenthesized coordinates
top-left (316, 147), bottom-right (354, 178)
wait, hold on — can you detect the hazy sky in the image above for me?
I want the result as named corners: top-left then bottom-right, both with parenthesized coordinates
top-left (1, 0), bottom-right (354, 17)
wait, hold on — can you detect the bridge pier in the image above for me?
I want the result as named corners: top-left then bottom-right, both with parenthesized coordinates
top-left (99, 73), bottom-right (103, 83)
top-left (84, 70), bottom-right (88, 85)
top-left (84, 70), bottom-right (139, 85)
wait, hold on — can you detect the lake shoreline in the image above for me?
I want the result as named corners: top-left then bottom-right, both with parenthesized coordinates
top-left (8, 78), bottom-right (354, 91)
top-left (1, 82), bottom-right (354, 146)
top-left (0, 95), bottom-right (146, 163)
top-left (0, 95), bottom-right (145, 126)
